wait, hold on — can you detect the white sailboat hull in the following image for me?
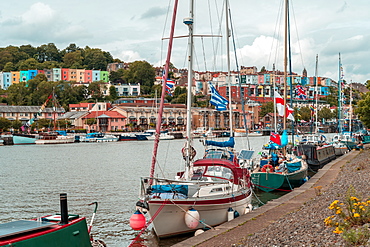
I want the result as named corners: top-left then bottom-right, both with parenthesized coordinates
top-left (147, 192), bottom-right (252, 238)
top-left (35, 135), bottom-right (75, 144)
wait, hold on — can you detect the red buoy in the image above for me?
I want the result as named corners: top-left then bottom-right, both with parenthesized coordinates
top-left (130, 210), bottom-right (146, 230)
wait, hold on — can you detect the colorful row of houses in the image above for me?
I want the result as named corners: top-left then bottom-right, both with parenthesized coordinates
top-left (0, 68), bottom-right (110, 89)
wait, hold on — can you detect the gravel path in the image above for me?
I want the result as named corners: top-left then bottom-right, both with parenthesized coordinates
top-left (235, 149), bottom-right (370, 247)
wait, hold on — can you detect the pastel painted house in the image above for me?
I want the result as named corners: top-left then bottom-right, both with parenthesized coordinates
top-left (82, 110), bottom-right (127, 132)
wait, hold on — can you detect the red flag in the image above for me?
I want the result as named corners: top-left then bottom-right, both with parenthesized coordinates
top-left (270, 132), bottom-right (281, 146)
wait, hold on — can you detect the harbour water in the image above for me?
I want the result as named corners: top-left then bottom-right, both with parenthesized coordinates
top-left (0, 134), bottom-right (329, 246)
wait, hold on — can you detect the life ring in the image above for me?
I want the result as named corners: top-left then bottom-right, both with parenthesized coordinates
top-left (182, 145), bottom-right (197, 161)
top-left (261, 164), bottom-right (274, 173)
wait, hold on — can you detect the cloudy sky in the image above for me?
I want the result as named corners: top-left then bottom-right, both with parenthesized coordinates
top-left (0, 0), bottom-right (369, 83)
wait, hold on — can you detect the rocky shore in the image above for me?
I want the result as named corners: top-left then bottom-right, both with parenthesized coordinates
top-left (235, 149), bottom-right (370, 247)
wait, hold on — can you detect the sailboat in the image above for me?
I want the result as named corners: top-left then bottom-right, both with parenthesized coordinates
top-left (331, 61), bottom-right (359, 151)
top-left (133, 0), bottom-right (253, 238)
top-left (251, 0), bottom-right (308, 192)
top-left (296, 54), bottom-right (336, 170)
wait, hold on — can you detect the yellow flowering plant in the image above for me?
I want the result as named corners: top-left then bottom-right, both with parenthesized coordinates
top-left (325, 186), bottom-right (370, 246)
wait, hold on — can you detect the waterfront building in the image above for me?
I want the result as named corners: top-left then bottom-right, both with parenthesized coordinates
top-left (0, 105), bottom-right (65, 125)
top-left (81, 110), bottom-right (126, 132)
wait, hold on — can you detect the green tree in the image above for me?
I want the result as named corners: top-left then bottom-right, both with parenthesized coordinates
top-left (84, 47), bottom-right (113, 70)
top-left (109, 69), bottom-right (125, 83)
top-left (3, 62), bottom-right (16, 72)
top-left (36, 43), bottom-right (61, 62)
top-left (16, 58), bottom-right (40, 70)
top-left (19, 44), bottom-right (37, 58)
top-left (57, 119), bottom-right (71, 129)
top-left (297, 107), bottom-right (312, 121)
top-left (88, 81), bottom-right (106, 100)
top-left (318, 107), bottom-right (334, 121)
top-left (124, 61), bottom-right (155, 94)
top-left (171, 93), bottom-right (187, 104)
top-left (173, 86), bottom-right (187, 97)
top-left (0, 117), bottom-right (12, 131)
top-left (259, 101), bottom-right (274, 117)
top-left (35, 118), bottom-right (53, 129)
top-left (0, 50), bottom-right (14, 70)
top-left (108, 85), bottom-right (118, 101)
top-left (355, 92), bottom-right (370, 128)
top-left (11, 120), bottom-right (23, 131)
top-left (7, 82), bottom-right (29, 105)
top-left (62, 50), bottom-right (83, 68)
top-left (322, 86), bottom-right (338, 106)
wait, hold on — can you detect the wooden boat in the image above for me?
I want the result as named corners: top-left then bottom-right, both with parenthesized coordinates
top-left (35, 132), bottom-right (75, 145)
top-left (0, 194), bottom-right (92, 247)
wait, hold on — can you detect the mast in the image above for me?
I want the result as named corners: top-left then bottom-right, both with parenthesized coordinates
top-left (283, 0), bottom-right (288, 135)
top-left (314, 54), bottom-right (319, 134)
top-left (349, 80), bottom-right (352, 133)
top-left (184, 0), bottom-right (194, 180)
top-left (225, 0), bottom-right (233, 137)
top-left (338, 53), bottom-right (342, 133)
top-left (149, 0), bottom-right (178, 184)
top-left (229, 6), bottom-right (250, 149)
top-left (273, 63), bottom-right (277, 132)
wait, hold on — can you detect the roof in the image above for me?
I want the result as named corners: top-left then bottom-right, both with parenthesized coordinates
top-left (61, 111), bottom-right (89, 119)
top-left (0, 105), bottom-right (65, 113)
top-left (83, 111), bottom-right (126, 119)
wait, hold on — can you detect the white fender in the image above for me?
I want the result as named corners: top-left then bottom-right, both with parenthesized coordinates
top-left (185, 208), bottom-right (200, 229)
top-left (227, 207), bottom-right (234, 221)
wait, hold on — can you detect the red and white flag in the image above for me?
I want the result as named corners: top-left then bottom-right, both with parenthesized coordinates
top-left (270, 132), bottom-right (281, 146)
top-left (286, 105), bottom-right (295, 121)
top-left (274, 90), bottom-right (285, 116)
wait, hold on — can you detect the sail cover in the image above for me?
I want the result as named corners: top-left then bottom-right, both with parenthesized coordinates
top-left (205, 137), bottom-right (235, 148)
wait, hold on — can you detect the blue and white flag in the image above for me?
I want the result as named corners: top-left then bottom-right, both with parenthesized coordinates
top-left (208, 82), bottom-right (228, 111)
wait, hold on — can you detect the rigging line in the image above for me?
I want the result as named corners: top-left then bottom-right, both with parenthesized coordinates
top-left (207, 0), bottom-right (216, 72)
top-left (287, 0), bottom-right (295, 144)
top-left (290, 0), bottom-right (305, 70)
top-left (212, 0), bottom-right (224, 72)
top-left (201, 37), bottom-right (208, 72)
top-left (228, 6), bottom-right (250, 150)
top-left (160, 0), bottom-right (173, 69)
top-left (268, 0), bottom-right (284, 70)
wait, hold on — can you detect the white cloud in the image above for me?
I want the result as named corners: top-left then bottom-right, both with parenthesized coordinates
top-left (117, 50), bottom-right (143, 62)
top-left (22, 2), bottom-right (55, 25)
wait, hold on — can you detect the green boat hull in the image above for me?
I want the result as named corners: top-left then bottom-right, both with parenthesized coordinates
top-left (251, 168), bottom-right (308, 192)
top-left (0, 218), bottom-right (91, 247)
